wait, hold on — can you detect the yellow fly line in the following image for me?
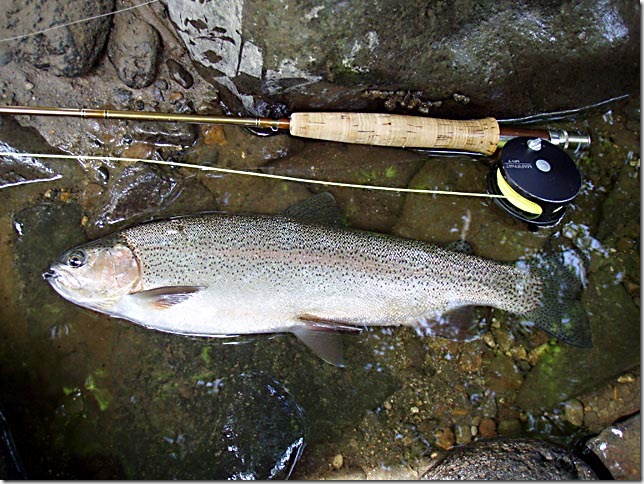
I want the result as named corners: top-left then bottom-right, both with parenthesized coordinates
top-left (0, 151), bottom-right (507, 199)
top-left (494, 168), bottom-right (543, 215)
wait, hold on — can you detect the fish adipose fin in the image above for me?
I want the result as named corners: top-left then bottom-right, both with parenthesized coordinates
top-left (131, 286), bottom-right (206, 309)
top-left (520, 248), bottom-right (592, 348)
top-left (293, 315), bottom-right (363, 367)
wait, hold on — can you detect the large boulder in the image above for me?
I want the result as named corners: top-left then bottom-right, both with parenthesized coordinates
top-left (5, 0), bottom-right (114, 77)
top-left (164, 0), bottom-right (640, 117)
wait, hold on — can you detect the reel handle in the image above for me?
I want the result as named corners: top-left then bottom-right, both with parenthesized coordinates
top-left (289, 112), bottom-right (500, 155)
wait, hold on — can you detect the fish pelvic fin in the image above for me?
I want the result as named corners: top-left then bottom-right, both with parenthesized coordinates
top-left (519, 248), bottom-right (592, 348)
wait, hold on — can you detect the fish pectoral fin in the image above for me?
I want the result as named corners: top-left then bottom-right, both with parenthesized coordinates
top-left (130, 286), bottom-right (206, 309)
top-left (293, 316), bottom-right (362, 367)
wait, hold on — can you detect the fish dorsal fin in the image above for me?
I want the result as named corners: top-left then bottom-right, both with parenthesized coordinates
top-left (292, 317), bottom-right (362, 367)
top-left (131, 286), bottom-right (206, 309)
top-left (283, 192), bottom-right (345, 226)
top-left (445, 239), bottom-right (475, 255)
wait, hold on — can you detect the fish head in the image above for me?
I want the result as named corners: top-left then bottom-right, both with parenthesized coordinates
top-left (43, 236), bottom-right (141, 311)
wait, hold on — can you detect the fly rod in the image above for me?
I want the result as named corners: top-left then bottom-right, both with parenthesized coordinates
top-left (0, 105), bottom-right (591, 155)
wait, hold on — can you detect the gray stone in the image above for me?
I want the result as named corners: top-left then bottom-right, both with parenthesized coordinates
top-left (164, 0), bottom-right (639, 117)
top-left (585, 413), bottom-right (640, 480)
top-left (126, 119), bottom-right (198, 147)
top-left (6, 0), bottom-right (114, 77)
top-left (422, 438), bottom-right (597, 480)
top-left (107, 11), bottom-right (160, 89)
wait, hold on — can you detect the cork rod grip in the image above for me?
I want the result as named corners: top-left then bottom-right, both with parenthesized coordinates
top-left (289, 112), bottom-right (500, 155)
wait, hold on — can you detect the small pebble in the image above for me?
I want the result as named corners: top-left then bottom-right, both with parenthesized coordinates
top-left (114, 88), bottom-right (133, 104)
top-left (24, 81), bottom-right (34, 90)
top-left (332, 453), bottom-right (343, 470)
top-left (458, 352), bottom-right (483, 373)
top-left (201, 124), bottom-right (227, 145)
top-left (383, 401), bottom-right (392, 410)
top-left (167, 59), bottom-right (194, 89)
top-left (562, 398), bottom-right (584, 427)
top-left (478, 417), bottom-right (497, 438)
top-left (454, 424), bottom-right (472, 445)
top-left (483, 333), bottom-right (496, 348)
top-left (617, 373), bottom-right (635, 383)
top-left (168, 91), bottom-right (185, 103)
top-left (434, 427), bottom-right (455, 450)
top-left (154, 78), bottom-right (168, 90)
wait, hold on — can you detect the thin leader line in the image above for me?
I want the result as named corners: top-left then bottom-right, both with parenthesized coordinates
top-left (0, 151), bottom-right (506, 199)
top-left (0, 0), bottom-right (159, 43)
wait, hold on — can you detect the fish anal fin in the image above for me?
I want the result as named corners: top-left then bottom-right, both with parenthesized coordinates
top-left (292, 327), bottom-right (346, 367)
top-left (416, 305), bottom-right (487, 342)
top-left (131, 286), bottom-right (206, 310)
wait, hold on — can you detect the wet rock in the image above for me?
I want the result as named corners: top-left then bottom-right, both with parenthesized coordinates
top-left (7, 0), bottom-right (114, 76)
top-left (0, 410), bottom-right (27, 479)
top-left (0, 43), bottom-right (13, 67)
top-left (579, 371), bottom-right (640, 433)
top-left (165, 0), bottom-right (638, 117)
top-left (107, 11), bottom-right (160, 89)
top-left (166, 59), bottom-right (194, 89)
top-left (484, 353), bottom-right (524, 394)
top-left (585, 413), bottom-right (640, 480)
top-left (93, 164), bottom-right (182, 227)
top-left (126, 120), bottom-right (198, 147)
top-left (113, 371), bottom-right (307, 479)
top-left (0, 117), bottom-right (63, 188)
top-left (497, 419), bottom-right (523, 437)
top-left (422, 438), bottom-right (597, 480)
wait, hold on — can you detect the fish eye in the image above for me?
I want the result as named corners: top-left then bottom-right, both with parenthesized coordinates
top-left (66, 250), bottom-right (87, 268)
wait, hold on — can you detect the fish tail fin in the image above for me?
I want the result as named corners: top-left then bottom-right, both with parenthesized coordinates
top-left (520, 246), bottom-right (592, 348)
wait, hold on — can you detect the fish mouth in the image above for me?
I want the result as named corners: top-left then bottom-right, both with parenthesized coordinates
top-left (42, 269), bottom-right (58, 281)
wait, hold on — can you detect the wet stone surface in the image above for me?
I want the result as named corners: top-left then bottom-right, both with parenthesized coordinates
top-left (107, 11), bottom-right (160, 89)
top-left (585, 413), bottom-right (641, 480)
top-left (421, 437), bottom-right (597, 480)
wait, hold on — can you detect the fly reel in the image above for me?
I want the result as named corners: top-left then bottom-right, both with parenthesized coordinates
top-left (487, 136), bottom-right (583, 228)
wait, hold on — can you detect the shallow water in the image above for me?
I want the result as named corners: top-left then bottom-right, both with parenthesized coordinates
top-left (0, 96), bottom-right (639, 478)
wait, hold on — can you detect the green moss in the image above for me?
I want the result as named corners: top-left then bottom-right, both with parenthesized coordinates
top-left (201, 346), bottom-right (212, 365)
top-left (84, 371), bottom-right (113, 411)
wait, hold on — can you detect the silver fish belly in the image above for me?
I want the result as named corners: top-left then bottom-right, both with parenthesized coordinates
top-left (44, 195), bottom-right (591, 364)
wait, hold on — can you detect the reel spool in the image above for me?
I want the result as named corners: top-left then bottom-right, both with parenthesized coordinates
top-left (487, 136), bottom-right (582, 227)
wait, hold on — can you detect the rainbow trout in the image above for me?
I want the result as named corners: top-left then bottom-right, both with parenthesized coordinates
top-left (43, 193), bottom-right (591, 365)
